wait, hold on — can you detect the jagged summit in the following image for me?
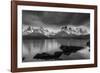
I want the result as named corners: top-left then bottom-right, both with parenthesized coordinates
top-left (61, 25), bottom-right (89, 35)
top-left (23, 26), bottom-right (56, 37)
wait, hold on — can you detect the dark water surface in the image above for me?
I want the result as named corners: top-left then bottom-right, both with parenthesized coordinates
top-left (22, 39), bottom-right (90, 62)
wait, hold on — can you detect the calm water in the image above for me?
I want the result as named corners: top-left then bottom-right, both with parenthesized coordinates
top-left (22, 39), bottom-right (90, 62)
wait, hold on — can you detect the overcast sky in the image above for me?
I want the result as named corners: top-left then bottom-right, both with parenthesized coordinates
top-left (22, 10), bottom-right (90, 32)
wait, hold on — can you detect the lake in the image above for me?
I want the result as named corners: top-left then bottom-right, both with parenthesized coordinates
top-left (22, 38), bottom-right (90, 62)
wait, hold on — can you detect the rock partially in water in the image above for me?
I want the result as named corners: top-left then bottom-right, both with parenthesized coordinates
top-left (60, 45), bottom-right (84, 55)
top-left (33, 51), bottom-right (63, 60)
top-left (22, 57), bottom-right (25, 61)
top-left (87, 41), bottom-right (90, 47)
top-left (34, 53), bottom-right (50, 60)
top-left (87, 41), bottom-right (90, 52)
top-left (54, 51), bottom-right (63, 59)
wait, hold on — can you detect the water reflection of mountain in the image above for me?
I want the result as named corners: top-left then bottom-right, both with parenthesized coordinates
top-left (23, 34), bottom-right (90, 39)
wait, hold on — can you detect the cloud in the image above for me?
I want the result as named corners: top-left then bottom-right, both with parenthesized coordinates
top-left (22, 10), bottom-right (90, 29)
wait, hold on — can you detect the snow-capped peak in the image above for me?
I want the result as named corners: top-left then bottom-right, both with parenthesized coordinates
top-left (61, 25), bottom-right (89, 35)
top-left (23, 26), bottom-right (56, 36)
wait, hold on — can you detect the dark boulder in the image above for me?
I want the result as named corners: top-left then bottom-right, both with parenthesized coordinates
top-left (54, 51), bottom-right (63, 59)
top-left (34, 51), bottom-right (63, 60)
top-left (34, 53), bottom-right (51, 60)
top-left (87, 41), bottom-right (90, 47)
top-left (60, 45), bottom-right (84, 55)
top-left (22, 57), bottom-right (25, 61)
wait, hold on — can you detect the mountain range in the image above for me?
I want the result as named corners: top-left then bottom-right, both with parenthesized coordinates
top-left (23, 25), bottom-right (90, 39)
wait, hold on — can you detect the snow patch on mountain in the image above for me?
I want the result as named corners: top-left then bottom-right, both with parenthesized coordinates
top-left (61, 25), bottom-right (89, 35)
